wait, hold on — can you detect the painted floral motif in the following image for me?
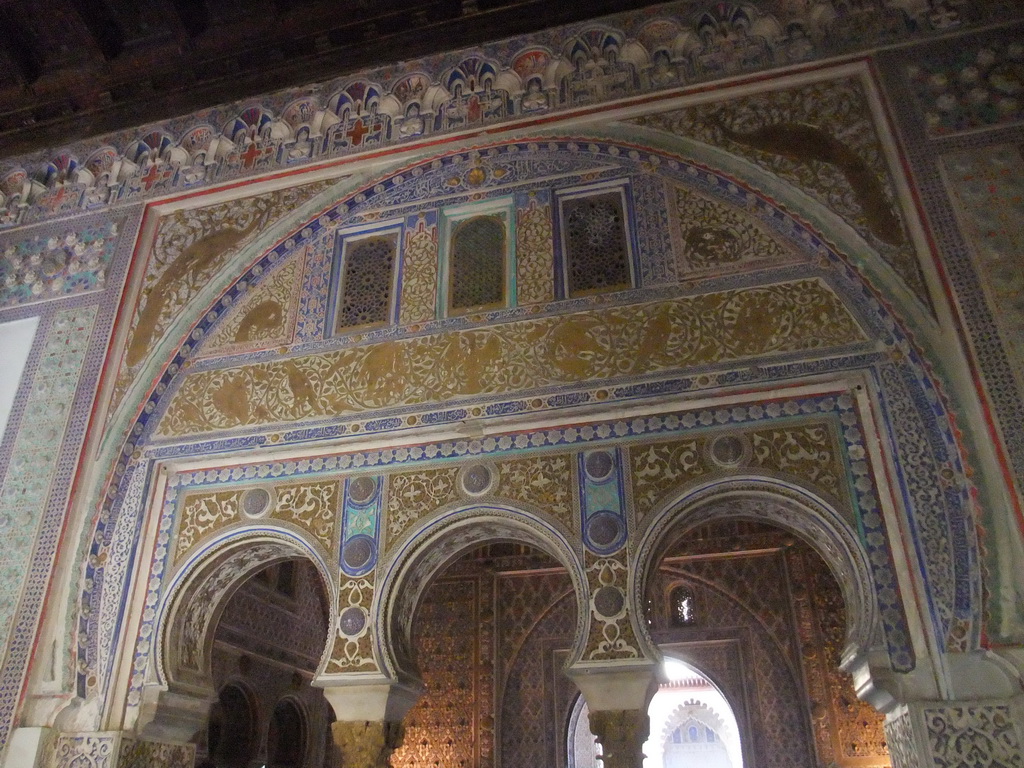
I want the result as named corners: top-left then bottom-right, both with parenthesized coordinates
top-left (398, 216), bottom-right (439, 326)
top-left (159, 279), bottom-right (866, 437)
top-left (515, 195), bottom-right (555, 305)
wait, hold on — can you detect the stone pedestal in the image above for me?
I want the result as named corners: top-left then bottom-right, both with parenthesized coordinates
top-left (885, 697), bottom-right (1024, 768)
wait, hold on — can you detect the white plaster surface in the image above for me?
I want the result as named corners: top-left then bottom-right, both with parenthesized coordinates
top-left (0, 316), bottom-right (39, 443)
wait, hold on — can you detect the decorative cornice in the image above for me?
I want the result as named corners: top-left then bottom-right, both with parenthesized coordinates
top-left (0, 0), bottom-right (1020, 229)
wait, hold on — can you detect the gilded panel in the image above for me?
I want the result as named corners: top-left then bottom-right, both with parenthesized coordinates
top-left (515, 194), bottom-right (555, 305)
top-left (174, 480), bottom-right (338, 563)
top-left (271, 480), bottom-right (340, 553)
top-left (630, 439), bottom-right (707, 522)
top-left (109, 180), bottom-right (334, 417)
top-left (326, 575), bottom-right (377, 673)
top-left (630, 420), bottom-right (846, 523)
top-left (174, 490), bottom-right (243, 561)
top-left (496, 454), bottom-right (575, 531)
top-left (199, 257), bottom-right (302, 357)
top-left (159, 278), bottom-right (866, 436)
top-left (632, 77), bottom-right (929, 306)
top-left (749, 422), bottom-right (845, 501)
top-left (667, 183), bottom-right (796, 274)
top-left (398, 215), bottom-right (439, 325)
top-left (385, 466), bottom-right (461, 547)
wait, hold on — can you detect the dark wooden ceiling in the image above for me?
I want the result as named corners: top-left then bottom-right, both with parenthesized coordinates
top-left (0, 0), bottom-right (668, 158)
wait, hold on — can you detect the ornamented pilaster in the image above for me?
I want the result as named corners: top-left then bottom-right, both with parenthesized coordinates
top-left (331, 721), bottom-right (405, 768)
top-left (885, 698), bottom-right (1024, 768)
top-left (588, 709), bottom-right (650, 768)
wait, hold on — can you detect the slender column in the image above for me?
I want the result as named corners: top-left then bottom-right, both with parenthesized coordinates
top-left (588, 709), bottom-right (650, 768)
top-left (568, 663), bottom-right (656, 768)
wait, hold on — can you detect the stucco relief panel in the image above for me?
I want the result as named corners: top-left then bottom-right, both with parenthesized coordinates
top-left (631, 76), bottom-right (929, 307)
top-left (158, 278), bottom-right (865, 437)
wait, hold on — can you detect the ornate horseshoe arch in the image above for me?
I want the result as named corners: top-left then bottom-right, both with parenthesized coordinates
top-left (374, 504), bottom-right (589, 687)
top-left (151, 527), bottom-right (336, 719)
top-left (630, 478), bottom-right (884, 675)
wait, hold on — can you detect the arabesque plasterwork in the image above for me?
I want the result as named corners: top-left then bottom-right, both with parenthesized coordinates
top-left (158, 279), bottom-right (865, 437)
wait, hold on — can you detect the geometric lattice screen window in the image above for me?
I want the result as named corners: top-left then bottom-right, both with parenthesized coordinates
top-left (334, 232), bottom-right (398, 333)
top-left (670, 584), bottom-right (697, 627)
top-left (449, 214), bottom-right (507, 313)
top-left (561, 189), bottom-right (632, 297)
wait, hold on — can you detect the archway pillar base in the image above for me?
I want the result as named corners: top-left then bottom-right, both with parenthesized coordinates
top-left (884, 695), bottom-right (1024, 768)
top-left (319, 680), bottom-right (421, 768)
top-left (568, 663), bottom-right (656, 768)
top-left (31, 731), bottom-right (195, 768)
top-left (135, 683), bottom-right (215, 744)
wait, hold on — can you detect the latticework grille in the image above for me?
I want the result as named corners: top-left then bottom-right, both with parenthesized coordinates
top-left (335, 234), bottom-right (396, 331)
top-left (449, 215), bottom-right (506, 311)
top-left (562, 192), bottom-right (631, 296)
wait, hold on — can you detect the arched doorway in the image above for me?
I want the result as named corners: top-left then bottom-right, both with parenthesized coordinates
top-left (567, 657), bottom-right (744, 768)
top-left (387, 540), bottom-right (581, 768)
top-left (193, 556), bottom-right (331, 768)
top-left (643, 518), bottom-right (890, 768)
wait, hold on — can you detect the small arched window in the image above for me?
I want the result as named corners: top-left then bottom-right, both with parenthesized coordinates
top-left (449, 215), bottom-right (506, 313)
top-left (670, 585), bottom-right (697, 627)
top-left (334, 232), bottom-right (399, 332)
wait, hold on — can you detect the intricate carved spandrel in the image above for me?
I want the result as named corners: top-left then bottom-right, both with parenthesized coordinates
top-left (884, 699), bottom-right (1024, 768)
top-left (332, 720), bottom-right (406, 768)
top-left (588, 709), bottom-right (651, 768)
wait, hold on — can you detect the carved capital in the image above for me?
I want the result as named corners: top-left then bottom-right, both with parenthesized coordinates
top-left (588, 709), bottom-right (650, 768)
top-left (331, 720), bottom-right (405, 768)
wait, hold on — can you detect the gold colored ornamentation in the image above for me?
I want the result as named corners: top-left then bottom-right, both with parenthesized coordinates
top-left (630, 440), bottom-right (705, 522)
top-left (158, 279), bottom-right (865, 437)
top-left (270, 480), bottom-right (340, 553)
top-left (632, 78), bottom-right (929, 304)
top-left (587, 710), bottom-right (650, 768)
top-left (200, 258), bottom-right (302, 356)
top-left (331, 719), bottom-right (404, 768)
top-left (516, 196), bottom-right (555, 305)
top-left (398, 217), bottom-right (439, 325)
top-left (110, 180), bottom-right (334, 419)
top-left (326, 576), bottom-right (378, 673)
top-left (386, 467), bottom-right (461, 547)
top-left (585, 552), bottom-right (640, 660)
top-left (668, 184), bottom-right (793, 273)
top-left (749, 423), bottom-right (844, 500)
top-left (495, 455), bottom-right (574, 530)
top-left (175, 490), bottom-right (243, 560)
top-left (174, 480), bottom-right (339, 563)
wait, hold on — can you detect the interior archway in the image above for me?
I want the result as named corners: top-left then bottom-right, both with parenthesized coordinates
top-left (632, 480), bottom-right (885, 671)
top-left (389, 541), bottom-right (579, 768)
top-left (376, 505), bottom-right (590, 687)
top-left (643, 517), bottom-right (891, 768)
top-left (143, 530), bottom-right (335, 747)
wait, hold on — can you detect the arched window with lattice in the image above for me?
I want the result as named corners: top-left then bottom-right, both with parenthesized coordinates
top-left (557, 183), bottom-right (635, 298)
top-left (670, 584), bottom-right (697, 627)
top-left (441, 199), bottom-right (513, 317)
top-left (449, 214), bottom-right (507, 313)
top-left (332, 229), bottom-right (400, 333)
